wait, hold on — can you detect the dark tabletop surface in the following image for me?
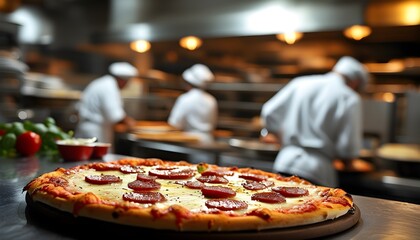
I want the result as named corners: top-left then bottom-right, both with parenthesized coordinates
top-left (1, 154), bottom-right (419, 240)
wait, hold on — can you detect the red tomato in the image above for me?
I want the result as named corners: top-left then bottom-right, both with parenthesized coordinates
top-left (16, 131), bottom-right (42, 156)
top-left (0, 129), bottom-right (6, 136)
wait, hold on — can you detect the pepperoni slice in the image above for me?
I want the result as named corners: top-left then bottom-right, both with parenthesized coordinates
top-left (148, 168), bottom-right (195, 179)
top-left (205, 199), bottom-right (248, 211)
top-left (136, 173), bottom-right (157, 182)
top-left (85, 175), bottom-right (122, 185)
top-left (123, 192), bottom-right (166, 204)
top-left (251, 192), bottom-right (286, 203)
top-left (242, 180), bottom-right (267, 190)
top-left (201, 185), bottom-right (236, 198)
top-left (175, 180), bottom-right (205, 189)
top-left (127, 180), bottom-right (161, 191)
top-left (239, 173), bottom-right (267, 182)
top-left (120, 165), bottom-right (145, 174)
top-left (196, 175), bottom-right (229, 184)
top-left (272, 186), bottom-right (309, 197)
top-left (201, 169), bottom-right (234, 177)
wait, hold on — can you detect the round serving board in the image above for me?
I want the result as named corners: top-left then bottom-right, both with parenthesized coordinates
top-left (25, 193), bottom-right (360, 240)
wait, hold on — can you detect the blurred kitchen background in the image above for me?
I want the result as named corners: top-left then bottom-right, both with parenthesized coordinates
top-left (1, 0), bottom-right (419, 142)
top-left (1, 0), bottom-right (419, 202)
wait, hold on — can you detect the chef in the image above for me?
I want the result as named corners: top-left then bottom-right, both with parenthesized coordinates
top-left (75, 62), bottom-right (138, 146)
top-left (260, 56), bottom-right (370, 187)
top-left (168, 64), bottom-right (218, 143)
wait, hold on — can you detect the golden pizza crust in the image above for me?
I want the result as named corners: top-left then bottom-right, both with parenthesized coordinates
top-left (78, 205), bottom-right (350, 231)
top-left (30, 191), bottom-right (351, 231)
top-left (24, 158), bottom-right (354, 232)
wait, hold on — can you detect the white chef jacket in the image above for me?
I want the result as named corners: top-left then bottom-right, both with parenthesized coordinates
top-left (261, 72), bottom-right (363, 187)
top-left (75, 75), bottom-right (126, 144)
top-left (168, 88), bottom-right (218, 142)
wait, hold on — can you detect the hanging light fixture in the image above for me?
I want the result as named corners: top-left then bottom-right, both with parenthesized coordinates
top-left (276, 31), bottom-right (303, 44)
top-left (179, 36), bottom-right (202, 50)
top-left (130, 39), bottom-right (151, 53)
top-left (343, 25), bottom-right (372, 40)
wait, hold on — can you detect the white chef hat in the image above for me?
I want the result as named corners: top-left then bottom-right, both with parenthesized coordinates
top-left (109, 62), bottom-right (138, 78)
top-left (182, 64), bottom-right (215, 88)
top-left (333, 56), bottom-right (370, 91)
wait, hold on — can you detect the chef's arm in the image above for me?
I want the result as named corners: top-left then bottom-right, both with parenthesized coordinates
top-left (114, 115), bottom-right (136, 133)
top-left (119, 115), bottom-right (136, 130)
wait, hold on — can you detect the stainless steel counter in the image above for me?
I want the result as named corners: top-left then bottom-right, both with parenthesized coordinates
top-left (0, 154), bottom-right (419, 239)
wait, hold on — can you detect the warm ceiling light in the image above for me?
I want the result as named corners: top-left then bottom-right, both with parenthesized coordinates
top-left (276, 32), bottom-right (303, 44)
top-left (382, 92), bottom-right (395, 103)
top-left (402, 2), bottom-right (420, 25)
top-left (343, 25), bottom-right (372, 40)
top-left (179, 36), bottom-right (202, 50)
top-left (130, 40), bottom-right (151, 53)
top-left (366, 1), bottom-right (420, 26)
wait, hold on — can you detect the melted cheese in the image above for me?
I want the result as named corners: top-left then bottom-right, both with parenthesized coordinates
top-left (64, 166), bottom-right (321, 214)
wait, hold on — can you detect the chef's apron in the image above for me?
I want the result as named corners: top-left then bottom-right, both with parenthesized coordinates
top-left (273, 145), bottom-right (338, 187)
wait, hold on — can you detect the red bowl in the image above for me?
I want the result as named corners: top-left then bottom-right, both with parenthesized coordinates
top-left (56, 140), bottom-right (95, 162)
top-left (91, 143), bottom-right (111, 159)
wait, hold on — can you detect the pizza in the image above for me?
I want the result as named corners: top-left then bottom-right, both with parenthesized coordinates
top-left (23, 158), bottom-right (354, 232)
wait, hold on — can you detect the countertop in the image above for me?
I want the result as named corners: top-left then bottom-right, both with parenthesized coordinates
top-left (0, 154), bottom-right (419, 239)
